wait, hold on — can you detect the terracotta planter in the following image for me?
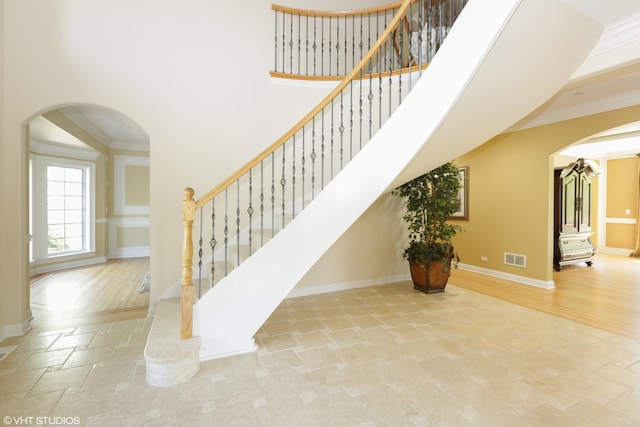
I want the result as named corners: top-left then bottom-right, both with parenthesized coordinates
top-left (409, 258), bottom-right (452, 294)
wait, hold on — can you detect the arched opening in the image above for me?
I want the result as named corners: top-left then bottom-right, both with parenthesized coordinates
top-left (25, 104), bottom-right (151, 327)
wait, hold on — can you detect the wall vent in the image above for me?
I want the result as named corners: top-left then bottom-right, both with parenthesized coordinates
top-left (504, 252), bottom-right (526, 268)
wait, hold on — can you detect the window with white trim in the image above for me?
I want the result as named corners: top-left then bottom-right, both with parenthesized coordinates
top-left (30, 155), bottom-right (95, 260)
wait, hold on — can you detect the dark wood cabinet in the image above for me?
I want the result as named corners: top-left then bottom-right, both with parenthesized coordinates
top-left (553, 158), bottom-right (600, 271)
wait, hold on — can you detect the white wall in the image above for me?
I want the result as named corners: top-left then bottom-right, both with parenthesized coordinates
top-left (0, 0), bottom-right (397, 335)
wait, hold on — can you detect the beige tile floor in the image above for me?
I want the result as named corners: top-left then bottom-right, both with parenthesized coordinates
top-left (1, 283), bottom-right (639, 426)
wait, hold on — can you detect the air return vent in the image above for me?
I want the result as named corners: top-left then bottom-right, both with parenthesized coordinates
top-left (504, 252), bottom-right (526, 268)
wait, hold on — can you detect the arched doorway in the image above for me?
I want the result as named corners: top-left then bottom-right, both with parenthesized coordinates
top-left (25, 104), bottom-right (150, 327)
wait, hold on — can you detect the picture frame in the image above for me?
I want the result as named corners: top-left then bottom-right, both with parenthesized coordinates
top-left (449, 166), bottom-right (468, 220)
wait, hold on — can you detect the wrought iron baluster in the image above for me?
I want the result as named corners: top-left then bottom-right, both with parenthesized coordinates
top-left (281, 143), bottom-right (286, 229)
top-left (321, 16), bottom-right (324, 76)
top-left (248, 169), bottom-right (253, 255)
top-left (236, 179), bottom-right (240, 267)
top-left (281, 11), bottom-right (286, 73)
top-left (292, 135), bottom-right (296, 216)
top-left (289, 11), bottom-right (294, 73)
top-left (311, 117), bottom-right (316, 198)
top-left (305, 16), bottom-right (309, 75)
top-left (339, 91), bottom-right (344, 170)
top-left (198, 208), bottom-right (203, 298)
top-left (210, 198), bottom-right (216, 287)
top-left (271, 152), bottom-right (275, 237)
top-left (335, 16), bottom-right (340, 77)
top-left (224, 188), bottom-right (228, 277)
top-left (260, 162), bottom-right (264, 246)
top-left (321, 108), bottom-right (325, 190)
top-left (301, 126), bottom-right (306, 208)
top-left (313, 16), bottom-right (317, 76)
top-left (298, 14), bottom-right (301, 75)
top-left (274, 11), bottom-right (278, 72)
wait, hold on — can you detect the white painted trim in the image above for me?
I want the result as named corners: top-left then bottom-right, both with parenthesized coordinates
top-left (605, 217), bottom-right (636, 224)
top-left (456, 263), bottom-right (556, 290)
top-left (597, 247), bottom-right (634, 256)
top-left (113, 155), bottom-right (150, 215)
top-left (108, 217), bottom-right (150, 259)
top-left (198, 338), bottom-right (258, 362)
top-left (590, 12), bottom-right (640, 56)
top-left (0, 319), bottom-right (32, 342)
top-left (30, 139), bottom-right (100, 161)
top-left (287, 274), bottom-right (410, 299)
top-left (30, 256), bottom-right (106, 275)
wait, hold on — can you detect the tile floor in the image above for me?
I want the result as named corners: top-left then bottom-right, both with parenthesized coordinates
top-left (1, 283), bottom-right (639, 426)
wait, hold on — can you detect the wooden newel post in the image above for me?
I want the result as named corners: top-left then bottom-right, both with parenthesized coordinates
top-left (181, 187), bottom-right (195, 339)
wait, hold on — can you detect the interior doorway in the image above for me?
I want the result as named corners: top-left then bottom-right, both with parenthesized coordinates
top-left (26, 104), bottom-right (150, 327)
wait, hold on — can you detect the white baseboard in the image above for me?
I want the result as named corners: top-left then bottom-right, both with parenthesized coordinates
top-left (199, 338), bottom-right (258, 362)
top-left (596, 247), bottom-right (634, 256)
top-left (456, 263), bottom-right (555, 289)
top-left (0, 319), bottom-right (32, 343)
top-left (30, 256), bottom-right (107, 276)
top-left (108, 247), bottom-right (150, 259)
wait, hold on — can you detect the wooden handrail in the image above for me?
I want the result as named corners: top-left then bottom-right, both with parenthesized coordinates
top-left (195, 0), bottom-right (413, 209)
top-left (271, 1), bottom-right (405, 18)
top-left (269, 63), bottom-right (429, 82)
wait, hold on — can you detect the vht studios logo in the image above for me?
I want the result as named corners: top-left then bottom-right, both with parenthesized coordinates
top-left (4, 416), bottom-right (81, 425)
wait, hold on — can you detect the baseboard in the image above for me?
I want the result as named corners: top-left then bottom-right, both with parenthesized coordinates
top-left (287, 274), bottom-right (411, 298)
top-left (0, 319), bottom-right (32, 343)
top-left (199, 338), bottom-right (258, 362)
top-left (108, 247), bottom-right (150, 259)
top-left (30, 256), bottom-right (107, 276)
top-left (597, 247), bottom-right (633, 256)
top-left (456, 263), bottom-right (555, 289)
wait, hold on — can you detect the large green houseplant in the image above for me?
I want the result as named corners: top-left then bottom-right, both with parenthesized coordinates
top-left (394, 161), bottom-right (463, 293)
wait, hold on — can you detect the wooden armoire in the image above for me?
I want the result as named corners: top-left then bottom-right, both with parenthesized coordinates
top-left (553, 158), bottom-right (600, 271)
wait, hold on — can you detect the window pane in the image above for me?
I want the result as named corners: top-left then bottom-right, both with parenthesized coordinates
top-left (64, 182), bottom-right (83, 196)
top-left (64, 196), bottom-right (83, 210)
top-left (47, 166), bottom-right (66, 181)
top-left (47, 181), bottom-right (65, 196)
top-left (46, 165), bottom-right (88, 256)
top-left (64, 168), bottom-right (83, 182)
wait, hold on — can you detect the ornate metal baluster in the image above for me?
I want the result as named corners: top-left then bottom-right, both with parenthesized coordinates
top-left (281, 143), bottom-right (286, 229)
top-left (311, 117), bottom-right (316, 198)
top-left (339, 91), bottom-right (344, 170)
top-left (349, 80), bottom-right (354, 161)
top-left (198, 208), bottom-right (203, 298)
top-left (313, 16), bottom-right (317, 76)
top-left (301, 126), bottom-right (306, 208)
top-left (289, 11), bottom-right (294, 73)
top-left (224, 188), bottom-right (228, 277)
top-left (210, 198), bottom-right (216, 287)
top-left (305, 15), bottom-right (309, 75)
top-left (271, 152), bottom-right (275, 237)
top-left (260, 162), bottom-right (264, 246)
top-left (298, 14), bottom-right (301, 75)
top-left (281, 11), bottom-right (286, 73)
top-left (291, 135), bottom-right (296, 216)
top-left (274, 11), bottom-right (278, 72)
top-left (335, 17), bottom-right (340, 76)
top-left (248, 169), bottom-right (253, 255)
top-left (236, 179), bottom-right (240, 267)
top-left (321, 16), bottom-right (325, 76)
top-left (321, 108), bottom-right (325, 190)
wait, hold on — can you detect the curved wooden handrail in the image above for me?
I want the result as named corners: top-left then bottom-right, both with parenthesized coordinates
top-left (271, 1), bottom-right (405, 18)
top-left (195, 0), bottom-right (414, 209)
top-left (269, 63), bottom-right (429, 82)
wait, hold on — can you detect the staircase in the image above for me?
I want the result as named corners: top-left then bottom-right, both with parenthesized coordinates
top-left (145, 0), bottom-right (603, 387)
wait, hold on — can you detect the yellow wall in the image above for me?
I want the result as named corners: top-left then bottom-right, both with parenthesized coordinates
top-left (605, 157), bottom-right (638, 249)
top-left (451, 105), bottom-right (640, 283)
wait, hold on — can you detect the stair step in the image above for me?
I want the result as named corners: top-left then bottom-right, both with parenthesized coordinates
top-left (144, 298), bottom-right (200, 387)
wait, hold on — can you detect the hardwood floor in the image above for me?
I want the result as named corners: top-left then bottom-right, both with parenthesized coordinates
top-left (29, 257), bottom-right (150, 328)
top-left (450, 253), bottom-right (640, 341)
top-left (27, 254), bottom-right (639, 341)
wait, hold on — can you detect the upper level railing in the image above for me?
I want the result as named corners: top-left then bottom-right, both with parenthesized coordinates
top-left (180, 0), bottom-right (467, 339)
top-left (271, 0), bottom-right (464, 79)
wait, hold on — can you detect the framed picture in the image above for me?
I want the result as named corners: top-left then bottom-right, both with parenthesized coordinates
top-left (449, 166), bottom-right (468, 220)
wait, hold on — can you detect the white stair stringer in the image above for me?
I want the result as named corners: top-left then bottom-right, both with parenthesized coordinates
top-left (193, 0), bottom-right (603, 361)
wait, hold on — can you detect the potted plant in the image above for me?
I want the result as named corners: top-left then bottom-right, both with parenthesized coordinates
top-left (393, 162), bottom-right (463, 293)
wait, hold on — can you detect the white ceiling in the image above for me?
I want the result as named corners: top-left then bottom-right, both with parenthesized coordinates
top-left (29, 0), bottom-right (640, 159)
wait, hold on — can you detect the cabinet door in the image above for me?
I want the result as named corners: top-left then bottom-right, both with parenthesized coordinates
top-left (561, 171), bottom-right (578, 234)
top-left (577, 172), bottom-right (592, 232)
